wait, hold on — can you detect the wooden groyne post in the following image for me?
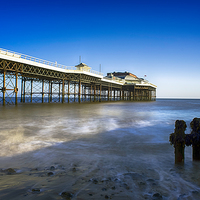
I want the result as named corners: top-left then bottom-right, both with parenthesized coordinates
top-left (170, 120), bottom-right (187, 164)
top-left (185, 118), bottom-right (200, 160)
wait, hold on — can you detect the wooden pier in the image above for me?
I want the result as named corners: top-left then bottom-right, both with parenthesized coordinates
top-left (0, 48), bottom-right (156, 105)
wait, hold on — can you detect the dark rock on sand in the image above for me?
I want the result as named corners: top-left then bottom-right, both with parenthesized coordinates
top-left (147, 178), bottom-right (155, 182)
top-left (61, 192), bottom-right (74, 200)
top-left (192, 190), bottom-right (199, 194)
top-left (50, 166), bottom-right (55, 170)
top-left (111, 186), bottom-right (116, 190)
top-left (105, 195), bottom-right (110, 199)
top-left (153, 193), bottom-right (162, 199)
top-left (4, 168), bottom-right (16, 175)
top-left (30, 168), bottom-right (38, 171)
top-left (102, 188), bottom-right (107, 191)
top-left (89, 178), bottom-right (98, 184)
top-left (47, 172), bottom-right (54, 176)
top-left (32, 188), bottom-right (40, 194)
top-left (138, 181), bottom-right (146, 185)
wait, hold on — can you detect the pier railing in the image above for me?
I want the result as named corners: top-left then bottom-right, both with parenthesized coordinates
top-left (0, 48), bottom-right (103, 76)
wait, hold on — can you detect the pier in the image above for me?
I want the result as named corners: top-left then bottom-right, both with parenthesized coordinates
top-left (0, 48), bottom-right (156, 105)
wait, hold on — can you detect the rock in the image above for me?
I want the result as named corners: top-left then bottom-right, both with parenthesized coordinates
top-left (30, 168), bottom-right (38, 171)
top-left (147, 178), bottom-right (155, 182)
top-left (72, 167), bottom-right (76, 172)
top-left (102, 188), bottom-right (107, 191)
top-left (105, 195), bottom-right (109, 199)
top-left (138, 181), bottom-right (146, 185)
top-left (4, 168), bottom-right (16, 175)
top-left (122, 183), bottom-right (130, 190)
top-left (111, 186), bottom-right (116, 190)
top-left (50, 166), bottom-right (55, 170)
top-left (153, 193), bottom-right (162, 199)
top-left (47, 172), bottom-right (54, 176)
top-left (192, 190), bottom-right (199, 194)
top-left (32, 188), bottom-right (40, 194)
top-left (92, 179), bottom-right (98, 184)
top-left (61, 192), bottom-right (74, 200)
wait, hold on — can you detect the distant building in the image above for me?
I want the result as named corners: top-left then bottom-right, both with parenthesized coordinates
top-left (106, 71), bottom-right (156, 101)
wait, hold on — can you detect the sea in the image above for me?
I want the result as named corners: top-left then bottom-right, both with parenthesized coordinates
top-left (0, 99), bottom-right (200, 199)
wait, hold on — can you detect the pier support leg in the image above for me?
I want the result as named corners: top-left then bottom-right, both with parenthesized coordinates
top-left (78, 80), bottom-right (81, 103)
top-left (68, 81), bottom-right (70, 103)
top-left (94, 84), bottom-right (96, 102)
top-left (15, 72), bottom-right (18, 105)
top-left (100, 84), bottom-right (102, 102)
top-left (59, 82), bottom-right (61, 102)
top-left (50, 82), bottom-right (53, 102)
top-left (23, 78), bottom-right (26, 103)
top-left (48, 81), bottom-right (51, 103)
top-left (3, 71), bottom-right (6, 106)
top-left (30, 79), bottom-right (33, 103)
top-left (84, 85), bottom-right (86, 101)
top-left (74, 82), bottom-right (76, 102)
top-left (21, 78), bottom-right (23, 103)
top-left (42, 80), bottom-right (44, 103)
top-left (62, 79), bottom-right (65, 103)
top-left (108, 86), bottom-right (110, 101)
top-left (90, 85), bottom-right (92, 102)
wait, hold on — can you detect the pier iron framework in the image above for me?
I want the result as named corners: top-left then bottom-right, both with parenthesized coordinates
top-left (0, 48), bottom-right (156, 105)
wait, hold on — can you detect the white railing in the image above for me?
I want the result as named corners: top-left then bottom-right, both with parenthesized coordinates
top-left (0, 48), bottom-right (103, 76)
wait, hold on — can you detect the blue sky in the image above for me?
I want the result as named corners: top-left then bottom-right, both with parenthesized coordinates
top-left (1, 0), bottom-right (200, 98)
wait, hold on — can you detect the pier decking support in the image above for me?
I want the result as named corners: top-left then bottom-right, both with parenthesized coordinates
top-left (78, 80), bottom-right (81, 103)
top-left (23, 78), bottom-right (26, 103)
top-left (62, 79), bottom-right (65, 103)
top-left (94, 84), bottom-right (96, 102)
top-left (42, 80), bottom-right (44, 103)
top-left (68, 81), bottom-right (70, 103)
top-left (74, 82), bottom-right (76, 102)
top-left (15, 72), bottom-right (18, 105)
top-left (21, 78), bottom-right (23, 103)
top-left (30, 79), bottom-right (33, 103)
top-left (50, 82), bottom-right (53, 102)
top-left (48, 81), bottom-right (51, 103)
top-left (108, 86), bottom-right (110, 101)
top-left (3, 71), bottom-right (6, 106)
top-left (90, 85), bottom-right (92, 102)
top-left (100, 84), bottom-right (102, 102)
top-left (59, 82), bottom-right (61, 102)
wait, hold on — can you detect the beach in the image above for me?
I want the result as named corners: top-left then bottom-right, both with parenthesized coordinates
top-left (1, 100), bottom-right (200, 199)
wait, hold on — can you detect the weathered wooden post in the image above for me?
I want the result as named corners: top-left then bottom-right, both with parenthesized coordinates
top-left (170, 120), bottom-right (187, 164)
top-left (191, 118), bottom-right (200, 160)
top-left (185, 118), bottom-right (200, 160)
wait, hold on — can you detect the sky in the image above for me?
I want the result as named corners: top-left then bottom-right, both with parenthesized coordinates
top-left (0, 0), bottom-right (200, 98)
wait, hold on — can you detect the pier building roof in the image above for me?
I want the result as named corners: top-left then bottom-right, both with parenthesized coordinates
top-left (106, 71), bottom-right (157, 89)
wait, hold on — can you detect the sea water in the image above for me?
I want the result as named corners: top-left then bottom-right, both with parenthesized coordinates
top-left (0, 99), bottom-right (200, 199)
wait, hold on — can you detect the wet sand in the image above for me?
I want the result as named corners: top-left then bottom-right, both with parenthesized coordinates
top-left (1, 130), bottom-right (200, 200)
top-left (1, 101), bottom-right (200, 199)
